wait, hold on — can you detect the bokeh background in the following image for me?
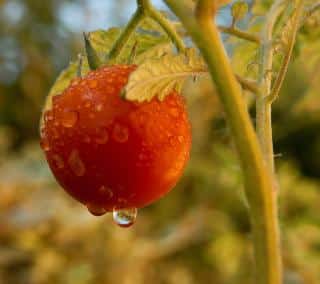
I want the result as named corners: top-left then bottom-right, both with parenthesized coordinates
top-left (1, 0), bottom-right (320, 283)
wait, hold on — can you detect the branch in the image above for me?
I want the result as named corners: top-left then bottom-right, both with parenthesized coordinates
top-left (256, 0), bottom-right (287, 174)
top-left (267, 1), bottom-right (305, 103)
top-left (146, 4), bottom-right (186, 52)
top-left (164, 1), bottom-right (282, 284)
top-left (218, 25), bottom-right (261, 44)
top-left (304, 2), bottom-right (320, 20)
top-left (108, 0), bottom-right (185, 63)
top-left (107, 7), bottom-right (145, 62)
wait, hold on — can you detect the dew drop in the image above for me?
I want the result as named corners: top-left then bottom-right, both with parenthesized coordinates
top-left (52, 154), bottom-right (64, 169)
top-left (98, 186), bottom-right (113, 198)
top-left (169, 108), bottom-right (180, 118)
top-left (177, 135), bottom-right (184, 143)
top-left (87, 204), bottom-right (107, 216)
top-left (40, 137), bottom-right (50, 151)
top-left (61, 110), bottom-right (78, 128)
top-left (44, 111), bottom-right (54, 122)
top-left (52, 128), bottom-right (59, 139)
top-left (95, 128), bottom-right (109, 144)
top-left (89, 80), bottom-right (98, 88)
top-left (112, 124), bottom-right (129, 143)
top-left (68, 149), bottom-right (86, 176)
top-left (112, 208), bottom-right (137, 228)
top-left (95, 103), bottom-right (103, 112)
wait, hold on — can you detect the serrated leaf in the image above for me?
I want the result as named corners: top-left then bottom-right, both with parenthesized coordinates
top-left (124, 48), bottom-right (208, 102)
top-left (133, 43), bottom-right (173, 64)
top-left (89, 28), bottom-right (171, 64)
top-left (232, 1), bottom-right (249, 21)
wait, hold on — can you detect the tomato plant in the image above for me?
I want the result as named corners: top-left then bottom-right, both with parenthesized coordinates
top-left (39, 0), bottom-right (319, 283)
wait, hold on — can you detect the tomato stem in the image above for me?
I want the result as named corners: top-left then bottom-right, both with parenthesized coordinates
top-left (108, 0), bottom-right (186, 63)
top-left (165, 1), bottom-right (282, 284)
top-left (107, 8), bottom-right (145, 63)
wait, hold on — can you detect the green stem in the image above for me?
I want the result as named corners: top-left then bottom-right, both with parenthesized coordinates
top-left (146, 5), bottom-right (185, 52)
top-left (164, 1), bottom-right (282, 284)
top-left (108, 0), bottom-right (185, 63)
top-left (257, 0), bottom-right (286, 174)
top-left (218, 25), bottom-right (261, 44)
top-left (107, 8), bottom-right (145, 62)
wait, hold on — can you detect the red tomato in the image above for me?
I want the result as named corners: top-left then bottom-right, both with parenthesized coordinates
top-left (40, 65), bottom-right (191, 215)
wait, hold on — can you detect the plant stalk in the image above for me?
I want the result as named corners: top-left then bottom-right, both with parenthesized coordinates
top-left (108, 0), bottom-right (185, 63)
top-left (164, 1), bottom-right (282, 284)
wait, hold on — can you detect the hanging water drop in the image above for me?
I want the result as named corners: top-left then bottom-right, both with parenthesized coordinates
top-left (112, 208), bottom-right (137, 228)
top-left (87, 204), bottom-right (107, 216)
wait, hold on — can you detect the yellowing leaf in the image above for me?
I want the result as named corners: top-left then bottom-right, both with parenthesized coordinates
top-left (124, 49), bottom-right (207, 102)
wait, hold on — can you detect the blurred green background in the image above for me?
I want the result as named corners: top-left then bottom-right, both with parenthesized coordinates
top-left (0, 0), bottom-right (320, 283)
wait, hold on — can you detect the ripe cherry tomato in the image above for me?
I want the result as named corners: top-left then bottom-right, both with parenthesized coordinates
top-left (40, 65), bottom-right (191, 214)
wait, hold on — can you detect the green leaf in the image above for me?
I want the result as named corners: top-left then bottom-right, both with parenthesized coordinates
top-left (232, 1), bottom-right (249, 22)
top-left (90, 28), bottom-right (171, 64)
top-left (123, 48), bottom-right (208, 102)
top-left (133, 43), bottom-right (173, 64)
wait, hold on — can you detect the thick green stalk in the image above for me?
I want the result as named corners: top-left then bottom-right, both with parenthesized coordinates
top-left (164, 1), bottom-right (282, 284)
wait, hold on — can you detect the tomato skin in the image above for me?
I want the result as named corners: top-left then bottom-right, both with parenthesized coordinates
top-left (40, 65), bottom-right (191, 211)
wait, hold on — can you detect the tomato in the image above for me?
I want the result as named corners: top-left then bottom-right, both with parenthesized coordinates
top-left (40, 64), bottom-right (191, 215)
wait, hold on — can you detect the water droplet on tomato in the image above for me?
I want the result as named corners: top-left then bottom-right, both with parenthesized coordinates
top-left (61, 110), bottom-right (78, 128)
top-left (84, 101), bottom-right (92, 108)
top-left (99, 186), bottom-right (113, 198)
top-left (44, 111), bottom-right (54, 122)
top-left (52, 128), bottom-right (59, 139)
top-left (68, 149), bottom-right (86, 176)
top-left (113, 208), bottom-right (137, 228)
top-left (87, 204), bottom-right (107, 216)
top-left (89, 80), bottom-right (98, 88)
top-left (96, 103), bottom-right (103, 112)
top-left (169, 108), bottom-right (180, 118)
top-left (112, 124), bottom-right (129, 143)
top-left (177, 135), bottom-right (184, 143)
top-left (95, 128), bottom-right (109, 144)
top-left (52, 154), bottom-right (64, 169)
top-left (40, 137), bottom-right (50, 151)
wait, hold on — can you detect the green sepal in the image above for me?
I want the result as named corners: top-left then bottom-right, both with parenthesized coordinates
top-left (83, 32), bottom-right (103, 70)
